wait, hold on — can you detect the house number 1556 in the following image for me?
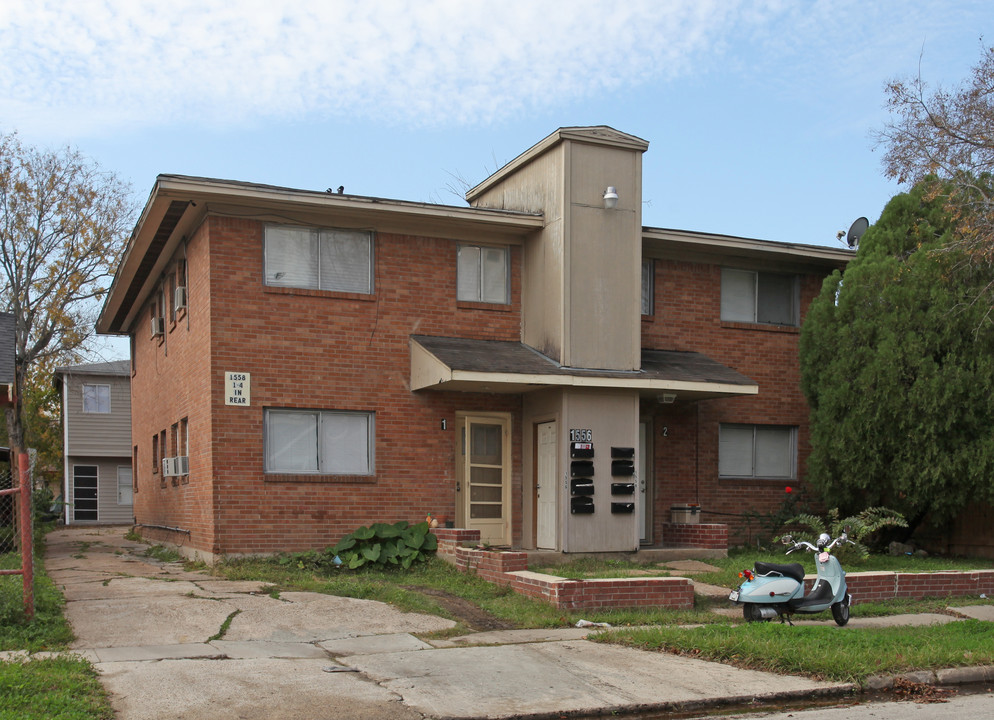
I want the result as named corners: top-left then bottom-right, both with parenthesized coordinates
top-left (570, 428), bottom-right (592, 442)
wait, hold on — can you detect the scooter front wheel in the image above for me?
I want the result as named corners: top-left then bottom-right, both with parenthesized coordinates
top-left (831, 600), bottom-right (850, 626)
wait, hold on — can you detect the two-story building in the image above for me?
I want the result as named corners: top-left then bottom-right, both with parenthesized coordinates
top-left (54, 360), bottom-right (133, 524)
top-left (96, 126), bottom-right (850, 560)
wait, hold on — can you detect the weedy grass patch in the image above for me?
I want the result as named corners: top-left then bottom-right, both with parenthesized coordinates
top-left (0, 656), bottom-right (114, 720)
top-left (1, 550), bottom-right (113, 720)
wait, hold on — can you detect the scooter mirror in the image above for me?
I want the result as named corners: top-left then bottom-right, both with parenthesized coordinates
top-left (781, 535), bottom-right (792, 545)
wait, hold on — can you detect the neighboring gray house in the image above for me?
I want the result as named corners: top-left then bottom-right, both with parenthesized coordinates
top-left (0, 312), bottom-right (14, 404)
top-left (55, 360), bottom-right (133, 524)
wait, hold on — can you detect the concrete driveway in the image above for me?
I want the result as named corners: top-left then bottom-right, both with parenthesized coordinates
top-left (45, 525), bottom-right (848, 720)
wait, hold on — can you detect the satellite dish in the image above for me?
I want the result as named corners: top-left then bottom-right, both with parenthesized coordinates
top-left (846, 217), bottom-right (869, 248)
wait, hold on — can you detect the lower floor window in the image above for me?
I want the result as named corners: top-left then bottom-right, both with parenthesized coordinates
top-left (265, 408), bottom-right (374, 475)
top-left (718, 423), bottom-right (796, 479)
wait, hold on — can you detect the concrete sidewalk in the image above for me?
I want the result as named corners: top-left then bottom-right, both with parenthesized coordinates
top-left (14, 525), bottom-right (981, 719)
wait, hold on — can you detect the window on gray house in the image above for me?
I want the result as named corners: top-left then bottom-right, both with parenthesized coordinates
top-left (81, 384), bottom-right (111, 413)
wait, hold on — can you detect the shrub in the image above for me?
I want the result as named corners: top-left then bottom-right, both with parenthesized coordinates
top-left (776, 507), bottom-right (908, 562)
top-left (333, 521), bottom-right (438, 570)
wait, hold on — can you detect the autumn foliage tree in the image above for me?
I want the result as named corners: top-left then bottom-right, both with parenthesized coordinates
top-left (875, 44), bottom-right (994, 300)
top-left (0, 132), bottom-right (133, 453)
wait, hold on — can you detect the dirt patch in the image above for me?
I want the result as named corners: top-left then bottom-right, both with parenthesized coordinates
top-left (406, 587), bottom-right (517, 632)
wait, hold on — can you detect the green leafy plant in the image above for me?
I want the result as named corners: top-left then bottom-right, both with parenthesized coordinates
top-left (776, 506), bottom-right (908, 561)
top-left (332, 521), bottom-right (438, 570)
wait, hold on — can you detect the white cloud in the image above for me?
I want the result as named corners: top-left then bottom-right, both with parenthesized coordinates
top-left (1, 0), bottom-right (767, 135)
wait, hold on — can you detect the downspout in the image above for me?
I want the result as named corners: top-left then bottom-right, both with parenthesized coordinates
top-left (61, 374), bottom-right (70, 525)
top-left (695, 401), bottom-right (700, 505)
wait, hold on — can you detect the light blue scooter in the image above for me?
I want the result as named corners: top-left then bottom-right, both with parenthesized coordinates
top-left (729, 531), bottom-right (854, 626)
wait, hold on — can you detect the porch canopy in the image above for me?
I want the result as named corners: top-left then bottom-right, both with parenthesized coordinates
top-left (411, 335), bottom-right (758, 400)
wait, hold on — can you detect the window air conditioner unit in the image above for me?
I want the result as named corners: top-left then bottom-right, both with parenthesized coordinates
top-left (151, 316), bottom-right (164, 337)
top-left (176, 456), bottom-right (189, 475)
top-left (175, 286), bottom-right (187, 311)
top-left (162, 457), bottom-right (177, 476)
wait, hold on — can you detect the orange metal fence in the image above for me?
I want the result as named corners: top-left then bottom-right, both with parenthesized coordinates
top-left (0, 452), bottom-right (35, 619)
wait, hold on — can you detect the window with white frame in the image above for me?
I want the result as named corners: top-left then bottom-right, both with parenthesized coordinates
top-left (720, 268), bottom-right (798, 326)
top-left (641, 259), bottom-right (654, 315)
top-left (457, 244), bottom-right (509, 304)
top-left (265, 225), bottom-right (373, 293)
top-left (265, 409), bottom-right (374, 475)
top-left (718, 424), bottom-right (797, 479)
top-left (82, 384), bottom-right (111, 413)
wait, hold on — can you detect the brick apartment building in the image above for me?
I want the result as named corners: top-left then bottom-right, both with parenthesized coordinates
top-left (96, 126), bottom-right (851, 561)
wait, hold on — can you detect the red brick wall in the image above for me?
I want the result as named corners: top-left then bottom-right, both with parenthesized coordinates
top-left (662, 522), bottom-right (728, 550)
top-left (131, 220), bottom-right (217, 554)
top-left (135, 216), bottom-right (526, 556)
top-left (842, 570), bottom-right (994, 605)
top-left (641, 259), bottom-right (827, 547)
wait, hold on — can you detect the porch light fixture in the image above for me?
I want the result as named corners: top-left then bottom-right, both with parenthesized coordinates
top-left (603, 186), bottom-right (619, 209)
top-left (658, 393), bottom-right (677, 404)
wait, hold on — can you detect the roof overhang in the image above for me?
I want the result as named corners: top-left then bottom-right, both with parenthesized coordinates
top-left (411, 336), bottom-right (758, 400)
top-left (642, 227), bottom-right (853, 273)
top-left (97, 176), bottom-right (544, 335)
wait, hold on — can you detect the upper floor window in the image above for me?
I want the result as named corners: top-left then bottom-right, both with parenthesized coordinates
top-left (721, 268), bottom-right (798, 326)
top-left (265, 225), bottom-right (373, 294)
top-left (81, 384), bottom-right (111, 413)
top-left (641, 259), bottom-right (654, 315)
top-left (719, 423), bottom-right (797, 479)
top-left (265, 408), bottom-right (374, 475)
top-left (457, 244), bottom-right (508, 304)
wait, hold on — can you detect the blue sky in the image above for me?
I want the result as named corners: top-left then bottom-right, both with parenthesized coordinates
top-left (2, 2), bottom-right (990, 265)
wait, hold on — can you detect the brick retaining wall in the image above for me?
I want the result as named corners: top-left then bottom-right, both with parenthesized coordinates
top-left (434, 528), bottom-right (694, 610)
top-left (842, 570), bottom-right (994, 605)
top-left (435, 529), bottom-right (994, 612)
top-left (662, 522), bottom-right (728, 550)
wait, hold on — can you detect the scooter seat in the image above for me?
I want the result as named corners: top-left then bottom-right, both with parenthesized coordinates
top-left (754, 562), bottom-right (805, 582)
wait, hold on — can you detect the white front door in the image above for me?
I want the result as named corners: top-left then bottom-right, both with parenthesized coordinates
top-left (458, 414), bottom-right (511, 545)
top-left (536, 421), bottom-right (557, 549)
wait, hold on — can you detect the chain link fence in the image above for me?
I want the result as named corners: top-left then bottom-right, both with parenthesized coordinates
top-left (0, 463), bottom-right (13, 554)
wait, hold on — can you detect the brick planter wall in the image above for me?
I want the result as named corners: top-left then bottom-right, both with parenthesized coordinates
top-left (663, 522), bottom-right (728, 550)
top-left (841, 570), bottom-right (994, 605)
top-left (434, 529), bottom-right (694, 610)
top-left (436, 530), bottom-right (994, 612)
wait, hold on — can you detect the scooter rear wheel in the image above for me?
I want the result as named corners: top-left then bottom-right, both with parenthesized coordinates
top-left (743, 604), bottom-right (768, 622)
top-left (831, 600), bottom-right (850, 626)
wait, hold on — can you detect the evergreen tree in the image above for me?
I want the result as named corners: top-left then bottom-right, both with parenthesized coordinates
top-left (800, 180), bottom-right (994, 534)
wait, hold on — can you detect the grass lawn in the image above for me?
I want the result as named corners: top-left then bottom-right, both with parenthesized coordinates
top-left (593, 619), bottom-right (994, 685)
top-left (1, 540), bottom-right (114, 720)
